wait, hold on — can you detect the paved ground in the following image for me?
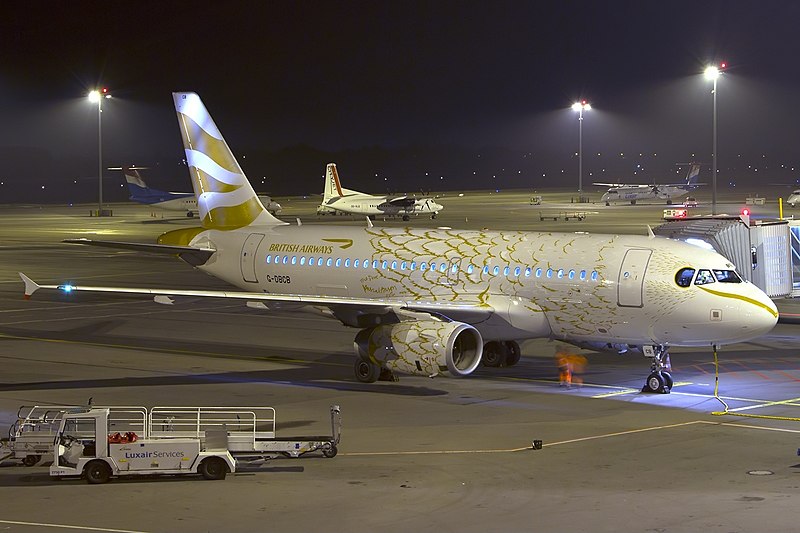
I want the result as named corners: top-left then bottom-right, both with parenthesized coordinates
top-left (0, 190), bottom-right (798, 533)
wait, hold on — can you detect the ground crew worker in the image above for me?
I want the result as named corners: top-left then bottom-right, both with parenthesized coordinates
top-left (555, 346), bottom-right (572, 387)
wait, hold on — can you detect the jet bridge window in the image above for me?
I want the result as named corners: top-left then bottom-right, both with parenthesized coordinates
top-left (694, 269), bottom-right (715, 285)
top-left (713, 270), bottom-right (742, 283)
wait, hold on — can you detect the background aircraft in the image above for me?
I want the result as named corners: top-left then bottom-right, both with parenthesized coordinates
top-left (123, 167), bottom-right (282, 217)
top-left (596, 162), bottom-right (702, 205)
top-left (21, 94), bottom-right (777, 395)
top-left (317, 163), bottom-right (442, 221)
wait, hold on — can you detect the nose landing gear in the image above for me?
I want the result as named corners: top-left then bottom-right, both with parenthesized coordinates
top-left (642, 345), bottom-right (672, 394)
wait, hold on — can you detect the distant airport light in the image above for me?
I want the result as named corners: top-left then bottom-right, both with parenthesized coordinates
top-left (704, 65), bottom-right (720, 81)
top-left (571, 100), bottom-right (591, 198)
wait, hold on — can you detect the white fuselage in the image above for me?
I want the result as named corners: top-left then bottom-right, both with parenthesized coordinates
top-left (602, 185), bottom-right (692, 205)
top-left (320, 194), bottom-right (442, 217)
top-left (185, 225), bottom-right (777, 348)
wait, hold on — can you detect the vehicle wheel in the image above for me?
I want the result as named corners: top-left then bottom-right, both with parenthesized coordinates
top-left (643, 372), bottom-right (666, 394)
top-left (504, 341), bottom-right (521, 366)
top-left (199, 457), bottom-right (227, 480)
top-left (402, 215), bottom-right (410, 221)
top-left (322, 445), bottom-right (338, 458)
top-left (482, 341), bottom-right (508, 367)
top-left (661, 371), bottom-right (674, 391)
top-left (431, 213), bottom-right (437, 219)
top-left (186, 212), bottom-right (194, 218)
top-left (354, 359), bottom-right (381, 383)
top-left (22, 455), bottom-right (40, 467)
top-left (84, 460), bottom-right (112, 484)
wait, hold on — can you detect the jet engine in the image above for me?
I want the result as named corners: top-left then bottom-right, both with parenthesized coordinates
top-left (354, 320), bottom-right (483, 379)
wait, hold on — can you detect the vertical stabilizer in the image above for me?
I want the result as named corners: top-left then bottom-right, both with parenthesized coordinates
top-left (686, 163), bottom-right (701, 185)
top-left (173, 92), bottom-right (284, 229)
top-left (323, 163), bottom-right (345, 202)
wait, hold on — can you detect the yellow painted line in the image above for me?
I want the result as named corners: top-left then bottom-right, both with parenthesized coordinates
top-left (697, 420), bottom-right (800, 434)
top-left (342, 420), bottom-right (713, 457)
top-left (0, 519), bottom-right (147, 533)
top-left (724, 396), bottom-right (800, 413)
top-left (697, 285), bottom-right (779, 318)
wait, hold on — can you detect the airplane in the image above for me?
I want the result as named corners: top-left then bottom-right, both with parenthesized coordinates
top-left (19, 93), bottom-right (778, 394)
top-left (124, 167), bottom-right (282, 217)
top-left (317, 163), bottom-right (443, 221)
top-left (596, 163), bottom-right (703, 206)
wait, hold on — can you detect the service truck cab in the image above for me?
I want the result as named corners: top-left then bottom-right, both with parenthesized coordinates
top-left (51, 407), bottom-right (235, 484)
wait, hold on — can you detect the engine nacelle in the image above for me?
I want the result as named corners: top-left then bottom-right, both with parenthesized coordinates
top-left (354, 320), bottom-right (483, 378)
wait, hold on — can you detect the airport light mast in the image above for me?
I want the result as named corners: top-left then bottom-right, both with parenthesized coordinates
top-left (571, 100), bottom-right (591, 201)
top-left (704, 64), bottom-right (723, 215)
top-left (88, 87), bottom-right (112, 216)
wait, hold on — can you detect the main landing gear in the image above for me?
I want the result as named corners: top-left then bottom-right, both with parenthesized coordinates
top-left (642, 345), bottom-right (673, 394)
top-left (481, 341), bottom-right (522, 368)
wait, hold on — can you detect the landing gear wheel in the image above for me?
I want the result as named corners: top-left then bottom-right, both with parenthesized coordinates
top-left (643, 371), bottom-right (670, 394)
top-left (482, 341), bottom-right (508, 367)
top-left (661, 371), bottom-right (674, 390)
top-left (354, 359), bottom-right (381, 383)
top-left (199, 457), bottom-right (227, 480)
top-left (322, 445), bottom-right (338, 458)
top-left (84, 460), bottom-right (112, 484)
top-left (504, 341), bottom-right (521, 367)
top-left (22, 455), bottom-right (40, 467)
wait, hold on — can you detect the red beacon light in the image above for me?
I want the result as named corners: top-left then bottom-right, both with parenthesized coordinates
top-left (741, 207), bottom-right (751, 216)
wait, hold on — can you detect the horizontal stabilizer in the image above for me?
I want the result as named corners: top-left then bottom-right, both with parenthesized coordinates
top-left (63, 238), bottom-right (215, 265)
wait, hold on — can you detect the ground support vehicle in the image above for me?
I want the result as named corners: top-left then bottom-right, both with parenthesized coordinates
top-left (8, 405), bottom-right (96, 466)
top-left (48, 404), bottom-right (340, 483)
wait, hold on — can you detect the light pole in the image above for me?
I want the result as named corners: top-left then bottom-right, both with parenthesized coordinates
top-left (704, 65), bottom-right (722, 215)
top-left (88, 87), bottom-right (111, 215)
top-left (571, 100), bottom-right (591, 201)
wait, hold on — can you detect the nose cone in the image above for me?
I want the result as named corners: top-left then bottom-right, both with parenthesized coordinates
top-left (740, 284), bottom-right (779, 338)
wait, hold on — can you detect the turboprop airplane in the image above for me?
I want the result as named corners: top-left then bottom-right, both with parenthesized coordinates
top-left (19, 93), bottom-right (778, 394)
top-left (597, 163), bottom-right (703, 206)
top-left (124, 167), bottom-right (282, 217)
top-left (317, 163), bottom-right (443, 221)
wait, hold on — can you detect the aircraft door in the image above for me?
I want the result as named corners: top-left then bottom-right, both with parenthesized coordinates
top-left (617, 248), bottom-right (652, 307)
top-left (241, 233), bottom-right (265, 283)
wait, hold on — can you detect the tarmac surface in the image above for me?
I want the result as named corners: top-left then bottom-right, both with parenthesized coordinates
top-left (0, 188), bottom-right (799, 533)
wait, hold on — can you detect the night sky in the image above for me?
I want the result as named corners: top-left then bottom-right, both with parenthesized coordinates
top-left (3, 1), bottom-right (800, 202)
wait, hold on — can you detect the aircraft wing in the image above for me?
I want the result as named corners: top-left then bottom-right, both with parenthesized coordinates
top-left (387, 196), bottom-right (415, 207)
top-left (63, 238), bottom-right (215, 266)
top-left (18, 273), bottom-right (495, 324)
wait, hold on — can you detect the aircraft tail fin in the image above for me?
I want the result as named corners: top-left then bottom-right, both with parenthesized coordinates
top-left (323, 163), bottom-right (345, 202)
top-left (124, 167), bottom-right (168, 203)
top-left (685, 163), bottom-right (702, 185)
top-left (173, 92), bottom-right (284, 229)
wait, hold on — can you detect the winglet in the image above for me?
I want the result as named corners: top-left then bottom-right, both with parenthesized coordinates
top-left (19, 272), bottom-right (41, 299)
top-left (646, 225), bottom-right (655, 239)
top-left (366, 216), bottom-right (374, 228)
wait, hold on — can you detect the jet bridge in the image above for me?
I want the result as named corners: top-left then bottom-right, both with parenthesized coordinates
top-left (653, 215), bottom-right (793, 298)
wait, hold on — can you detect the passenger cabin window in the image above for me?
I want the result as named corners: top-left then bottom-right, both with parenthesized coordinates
top-left (714, 270), bottom-right (742, 283)
top-left (694, 269), bottom-right (715, 285)
top-left (675, 268), bottom-right (695, 287)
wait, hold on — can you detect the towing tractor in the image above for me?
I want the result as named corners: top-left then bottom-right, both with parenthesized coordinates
top-left (51, 407), bottom-right (235, 483)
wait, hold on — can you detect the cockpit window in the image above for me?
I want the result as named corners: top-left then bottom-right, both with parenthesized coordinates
top-left (675, 268), bottom-right (695, 287)
top-left (694, 269), bottom-right (715, 285)
top-left (713, 269), bottom-right (742, 283)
